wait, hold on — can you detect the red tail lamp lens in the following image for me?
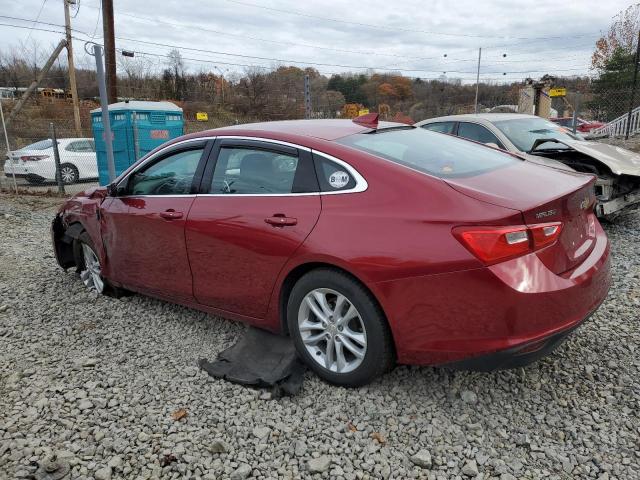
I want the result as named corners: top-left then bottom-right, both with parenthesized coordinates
top-left (454, 222), bottom-right (562, 265)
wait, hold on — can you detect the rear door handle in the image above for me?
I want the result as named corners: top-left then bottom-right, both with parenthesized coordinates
top-left (265, 215), bottom-right (297, 227)
top-left (159, 210), bottom-right (183, 220)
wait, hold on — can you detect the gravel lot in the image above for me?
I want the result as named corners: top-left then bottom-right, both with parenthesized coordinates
top-left (0, 194), bottom-right (638, 480)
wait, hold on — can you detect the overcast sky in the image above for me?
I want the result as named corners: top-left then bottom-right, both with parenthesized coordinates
top-left (1, 0), bottom-right (636, 83)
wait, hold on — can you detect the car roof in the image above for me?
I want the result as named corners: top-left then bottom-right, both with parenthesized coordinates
top-left (188, 119), bottom-right (406, 141)
top-left (418, 113), bottom-right (538, 124)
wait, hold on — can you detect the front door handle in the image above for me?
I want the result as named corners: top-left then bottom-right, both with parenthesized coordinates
top-left (265, 215), bottom-right (297, 227)
top-left (159, 209), bottom-right (183, 220)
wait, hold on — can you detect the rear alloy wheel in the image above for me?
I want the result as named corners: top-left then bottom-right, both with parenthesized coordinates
top-left (59, 164), bottom-right (79, 184)
top-left (288, 269), bottom-right (394, 386)
top-left (298, 288), bottom-right (367, 374)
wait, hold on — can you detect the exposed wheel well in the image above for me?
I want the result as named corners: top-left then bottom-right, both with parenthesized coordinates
top-left (278, 263), bottom-right (393, 346)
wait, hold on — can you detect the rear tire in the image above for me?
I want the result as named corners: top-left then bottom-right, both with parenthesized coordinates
top-left (287, 268), bottom-right (394, 387)
top-left (60, 163), bottom-right (79, 184)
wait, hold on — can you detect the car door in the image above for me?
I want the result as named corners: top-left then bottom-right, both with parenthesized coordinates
top-left (101, 140), bottom-right (211, 302)
top-left (65, 140), bottom-right (98, 179)
top-left (456, 122), bottom-right (506, 149)
top-left (185, 138), bottom-right (321, 320)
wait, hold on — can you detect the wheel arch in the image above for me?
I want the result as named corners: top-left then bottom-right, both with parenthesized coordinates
top-left (277, 262), bottom-right (396, 354)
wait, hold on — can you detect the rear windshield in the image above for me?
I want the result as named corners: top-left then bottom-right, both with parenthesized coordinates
top-left (23, 139), bottom-right (53, 150)
top-left (337, 127), bottom-right (516, 178)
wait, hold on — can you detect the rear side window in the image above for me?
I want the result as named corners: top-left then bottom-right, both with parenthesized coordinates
top-left (24, 139), bottom-right (53, 150)
top-left (337, 127), bottom-right (516, 178)
top-left (457, 122), bottom-right (504, 148)
top-left (211, 147), bottom-right (306, 194)
top-left (66, 140), bottom-right (95, 152)
top-left (313, 154), bottom-right (357, 192)
top-left (421, 121), bottom-right (455, 134)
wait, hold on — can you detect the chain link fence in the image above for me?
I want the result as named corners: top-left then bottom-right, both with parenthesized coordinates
top-left (1, 82), bottom-right (638, 196)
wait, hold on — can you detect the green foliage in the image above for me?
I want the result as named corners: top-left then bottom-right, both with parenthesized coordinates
top-left (327, 74), bottom-right (368, 105)
top-left (589, 47), bottom-right (636, 121)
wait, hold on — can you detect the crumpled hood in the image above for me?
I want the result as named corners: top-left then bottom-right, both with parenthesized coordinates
top-left (513, 151), bottom-right (576, 172)
top-left (561, 139), bottom-right (640, 177)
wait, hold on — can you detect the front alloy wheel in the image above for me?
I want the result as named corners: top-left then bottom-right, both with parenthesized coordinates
top-left (79, 243), bottom-right (104, 293)
top-left (298, 288), bottom-right (367, 374)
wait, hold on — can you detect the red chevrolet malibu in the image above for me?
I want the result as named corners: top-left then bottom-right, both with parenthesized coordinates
top-left (52, 116), bottom-right (611, 386)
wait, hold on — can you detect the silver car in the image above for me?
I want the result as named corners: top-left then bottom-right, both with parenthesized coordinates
top-left (416, 113), bottom-right (640, 219)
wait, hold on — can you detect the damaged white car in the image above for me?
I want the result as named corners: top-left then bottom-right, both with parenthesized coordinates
top-left (416, 113), bottom-right (640, 220)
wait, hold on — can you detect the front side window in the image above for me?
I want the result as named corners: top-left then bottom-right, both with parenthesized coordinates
top-left (211, 147), bottom-right (302, 194)
top-left (457, 122), bottom-right (503, 147)
top-left (421, 121), bottom-right (455, 134)
top-left (128, 148), bottom-right (203, 195)
top-left (338, 127), bottom-right (516, 178)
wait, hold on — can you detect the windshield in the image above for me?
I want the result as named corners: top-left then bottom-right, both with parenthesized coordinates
top-left (493, 118), bottom-right (580, 152)
top-left (23, 139), bottom-right (53, 150)
top-left (337, 127), bottom-right (517, 178)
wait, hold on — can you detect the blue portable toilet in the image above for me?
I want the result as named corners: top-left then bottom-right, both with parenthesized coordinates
top-left (91, 101), bottom-right (184, 185)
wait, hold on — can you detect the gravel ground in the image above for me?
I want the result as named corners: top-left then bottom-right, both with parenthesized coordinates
top-left (0, 194), bottom-right (638, 480)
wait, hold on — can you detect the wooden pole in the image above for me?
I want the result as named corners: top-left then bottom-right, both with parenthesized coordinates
top-left (6, 39), bottom-right (67, 126)
top-left (102, 0), bottom-right (117, 103)
top-left (64, 0), bottom-right (82, 136)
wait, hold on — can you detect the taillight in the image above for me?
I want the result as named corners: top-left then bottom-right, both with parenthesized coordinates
top-left (453, 222), bottom-right (562, 265)
top-left (20, 155), bottom-right (49, 162)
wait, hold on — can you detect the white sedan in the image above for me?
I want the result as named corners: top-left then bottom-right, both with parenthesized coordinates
top-left (4, 138), bottom-right (98, 184)
top-left (416, 113), bottom-right (640, 219)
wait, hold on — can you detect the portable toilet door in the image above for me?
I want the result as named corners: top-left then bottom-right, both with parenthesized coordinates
top-left (131, 102), bottom-right (184, 161)
top-left (91, 101), bottom-right (183, 185)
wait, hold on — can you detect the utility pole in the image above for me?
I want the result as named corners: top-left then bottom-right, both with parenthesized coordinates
top-left (625, 30), bottom-right (640, 140)
top-left (304, 74), bottom-right (311, 119)
top-left (474, 47), bottom-right (481, 114)
top-left (63, 0), bottom-right (82, 136)
top-left (102, 0), bottom-right (117, 103)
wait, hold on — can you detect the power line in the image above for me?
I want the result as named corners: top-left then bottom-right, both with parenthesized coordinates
top-left (25, 0), bottom-right (48, 43)
top-left (222, 0), bottom-right (600, 41)
top-left (79, 1), bottom-right (601, 61)
top-left (0, 21), bottom-right (596, 82)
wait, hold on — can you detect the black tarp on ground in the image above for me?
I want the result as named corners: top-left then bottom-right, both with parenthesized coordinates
top-left (198, 327), bottom-right (306, 397)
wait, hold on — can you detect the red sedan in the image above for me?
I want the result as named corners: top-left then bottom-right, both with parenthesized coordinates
top-left (550, 117), bottom-right (606, 133)
top-left (52, 116), bottom-right (611, 386)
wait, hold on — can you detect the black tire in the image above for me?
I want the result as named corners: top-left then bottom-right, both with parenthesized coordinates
top-left (287, 268), bottom-right (395, 387)
top-left (72, 231), bottom-right (129, 298)
top-left (59, 163), bottom-right (79, 185)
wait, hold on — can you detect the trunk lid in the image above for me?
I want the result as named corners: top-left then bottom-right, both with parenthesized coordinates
top-left (445, 161), bottom-right (597, 274)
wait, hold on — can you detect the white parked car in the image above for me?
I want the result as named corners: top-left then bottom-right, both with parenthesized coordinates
top-left (4, 138), bottom-right (98, 185)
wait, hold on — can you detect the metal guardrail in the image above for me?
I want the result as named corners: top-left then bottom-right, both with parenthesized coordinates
top-left (593, 105), bottom-right (640, 137)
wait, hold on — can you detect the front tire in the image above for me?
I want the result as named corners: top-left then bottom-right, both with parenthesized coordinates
top-left (287, 269), bottom-right (394, 387)
top-left (73, 231), bottom-right (105, 294)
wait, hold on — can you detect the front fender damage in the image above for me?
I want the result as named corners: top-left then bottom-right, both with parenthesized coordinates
top-left (51, 213), bottom-right (81, 269)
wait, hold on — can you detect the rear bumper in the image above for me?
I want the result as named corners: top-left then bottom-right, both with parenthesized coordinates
top-left (375, 221), bottom-right (611, 366)
top-left (441, 310), bottom-right (593, 371)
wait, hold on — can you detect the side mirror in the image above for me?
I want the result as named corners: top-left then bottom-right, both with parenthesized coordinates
top-left (106, 183), bottom-right (118, 197)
